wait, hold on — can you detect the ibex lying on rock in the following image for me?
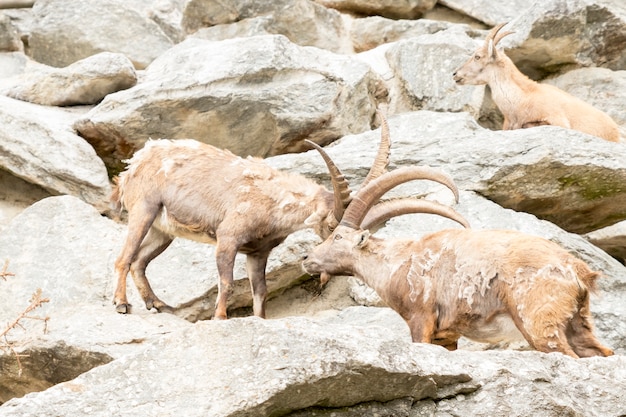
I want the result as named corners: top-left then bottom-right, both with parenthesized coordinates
top-left (453, 23), bottom-right (620, 142)
top-left (303, 140), bottom-right (613, 359)
top-left (111, 116), bottom-right (460, 319)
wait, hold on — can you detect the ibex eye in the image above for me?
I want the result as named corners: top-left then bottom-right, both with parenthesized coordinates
top-left (334, 234), bottom-right (342, 241)
top-left (474, 55), bottom-right (481, 60)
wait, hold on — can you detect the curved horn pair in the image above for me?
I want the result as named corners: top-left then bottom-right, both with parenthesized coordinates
top-left (308, 112), bottom-right (469, 231)
top-left (305, 109), bottom-right (392, 224)
top-left (304, 140), bottom-right (351, 224)
top-left (340, 166), bottom-right (462, 229)
top-left (487, 22), bottom-right (514, 47)
top-left (361, 198), bottom-right (470, 231)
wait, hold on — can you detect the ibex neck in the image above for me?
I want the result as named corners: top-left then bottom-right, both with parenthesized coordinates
top-left (351, 239), bottom-right (401, 301)
top-left (487, 58), bottom-right (536, 114)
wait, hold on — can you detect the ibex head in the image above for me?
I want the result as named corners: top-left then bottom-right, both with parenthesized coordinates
top-left (453, 22), bottom-right (515, 86)
top-left (304, 114), bottom-right (469, 285)
top-left (305, 110), bottom-right (392, 238)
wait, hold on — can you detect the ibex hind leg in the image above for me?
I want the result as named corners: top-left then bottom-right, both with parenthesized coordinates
top-left (214, 238), bottom-right (239, 320)
top-left (246, 252), bottom-right (270, 319)
top-left (130, 227), bottom-right (174, 313)
top-left (114, 202), bottom-right (161, 314)
top-left (566, 302), bottom-right (614, 358)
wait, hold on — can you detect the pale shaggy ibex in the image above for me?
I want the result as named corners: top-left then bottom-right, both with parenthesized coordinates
top-left (111, 138), bottom-right (349, 319)
top-left (303, 182), bottom-right (614, 357)
top-left (453, 23), bottom-right (620, 143)
top-left (111, 116), bottom-right (460, 319)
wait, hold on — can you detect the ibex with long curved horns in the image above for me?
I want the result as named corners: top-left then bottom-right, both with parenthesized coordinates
top-left (453, 22), bottom-right (620, 142)
top-left (303, 120), bottom-right (613, 358)
top-left (111, 114), bottom-right (459, 319)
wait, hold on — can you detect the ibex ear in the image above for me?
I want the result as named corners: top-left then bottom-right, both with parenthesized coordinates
top-left (304, 211), bottom-right (322, 226)
top-left (356, 230), bottom-right (370, 248)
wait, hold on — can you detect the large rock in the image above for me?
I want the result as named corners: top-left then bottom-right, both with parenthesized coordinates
top-left (0, 12), bottom-right (21, 51)
top-left (313, 0), bottom-right (437, 19)
top-left (187, 0), bottom-right (352, 54)
top-left (0, 168), bottom-right (50, 231)
top-left (349, 16), bottom-right (467, 53)
top-left (74, 35), bottom-right (384, 176)
top-left (123, 0), bottom-right (186, 43)
top-left (0, 52), bottom-right (30, 88)
top-left (28, 0), bottom-right (174, 69)
top-left (2, 52), bottom-right (137, 106)
top-left (384, 28), bottom-right (486, 116)
top-left (1, 317), bottom-right (625, 416)
top-left (0, 96), bottom-right (111, 211)
top-left (438, 0), bottom-right (534, 26)
top-left (585, 221), bottom-right (626, 264)
top-left (503, 0), bottom-right (626, 78)
top-left (269, 110), bottom-right (626, 235)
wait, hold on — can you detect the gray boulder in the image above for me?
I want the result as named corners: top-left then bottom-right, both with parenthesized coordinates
top-left (2, 52), bottom-right (137, 106)
top-left (0, 96), bottom-right (111, 211)
top-left (504, 0), bottom-right (626, 78)
top-left (28, 0), bottom-right (174, 69)
top-left (269, 110), bottom-right (626, 234)
top-left (0, 12), bottom-right (20, 51)
top-left (188, 0), bottom-right (352, 54)
top-left (438, 0), bottom-right (533, 26)
top-left (74, 35), bottom-right (384, 175)
top-left (1, 317), bottom-right (625, 416)
top-left (586, 221), bottom-right (626, 264)
top-left (385, 28), bottom-right (485, 116)
top-left (349, 16), bottom-right (472, 53)
top-left (313, 0), bottom-right (437, 19)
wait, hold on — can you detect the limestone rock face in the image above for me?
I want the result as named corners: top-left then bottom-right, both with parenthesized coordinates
top-left (184, 0), bottom-right (352, 53)
top-left (2, 52), bottom-right (137, 106)
top-left (74, 35), bottom-right (383, 175)
top-left (28, 0), bottom-right (174, 68)
top-left (0, 96), bottom-right (111, 211)
top-left (503, 0), bottom-right (626, 78)
top-left (313, 0), bottom-right (438, 19)
top-left (1, 0), bottom-right (625, 414)
top-left (0, 12), bottom-right (21, 51)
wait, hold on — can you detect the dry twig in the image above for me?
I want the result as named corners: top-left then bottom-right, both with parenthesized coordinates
top-left (0, 259), bottom-right (15, 281)
top-left (1, 288), bottom-right (50, 377)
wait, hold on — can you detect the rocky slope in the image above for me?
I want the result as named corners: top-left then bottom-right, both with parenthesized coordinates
top-left (1, 0), bottom-right (625, 415)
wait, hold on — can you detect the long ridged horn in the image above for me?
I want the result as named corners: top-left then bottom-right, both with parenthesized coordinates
top-left (360, 198), bottom-right (470, 231)
top-left (305, 140), bottom-right (352, 224)
top-left (340, 166), bottom-right (460, 229)
top-left (360, 110), bottom-right (391, 189)
top-left (488, 22), bottom-right (514, 47)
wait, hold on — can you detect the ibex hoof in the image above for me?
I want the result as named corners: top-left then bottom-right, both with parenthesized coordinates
top-left (153, 304), bottom-right (174, 314)
top-left (145, 299), bottom-right (173, 313)
top-left (116, 303), bottom-right (131, 314)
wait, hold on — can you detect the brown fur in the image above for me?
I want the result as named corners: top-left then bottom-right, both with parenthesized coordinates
top-left (453, 24), bottom-right (620, 142)
top-left (112, 139), bottom-right (338, 319)
top-left (304, 227), bottom-right (613, 358)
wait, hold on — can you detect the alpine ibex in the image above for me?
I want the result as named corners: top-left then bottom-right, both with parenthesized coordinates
top-left (303, 136), bottom-right (613, 359)
top-left (453, 23), bottom-right (620, 142)
top-left (111, 115), bottom-right (461, 319)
